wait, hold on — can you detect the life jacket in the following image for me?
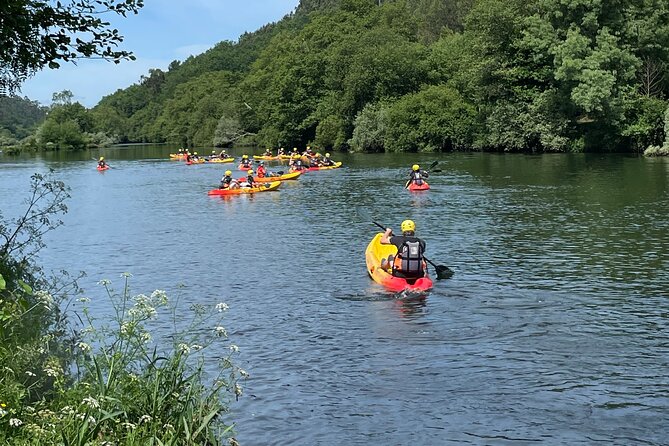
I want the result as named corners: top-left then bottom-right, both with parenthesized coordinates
top-left (221, 176), bottom-right (232, 187)
top-left (411, 171), bottom-right (424, 185)
top-left (392, 239), bottom-right (425, 277)
top-left (257, 166), bottom-right (266, 177)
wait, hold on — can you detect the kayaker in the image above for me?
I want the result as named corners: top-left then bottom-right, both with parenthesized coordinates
top-left (256, 162), bottom-right (267, 178)
top-left (192, 151), bottom-right (200, 161)
top-left (291, 147), bottom-right (299, 157)
top-left (220, 170), bottom-right (238, 189)
top-left (407, 164), bottom-right (428, 188)
top-left (263, 148), bottom-right (273, 157)
top-left (209, 150), bottom-right (218, 160)
top-left (98, 157), bottom-right (108, 168)
top-left (240, 169), bottom-right (257, 188)
top-left (380, 220), bottom-right (427, 279)
top-left (278, 147), bottom-right (286, 156)
top-left (240, 154), bottom-right (252, 169)
top-left (289, 156), bottom-right (305, 172)
top-left (320, 153), bottom-right (334, 167)
top-left (218, 149), bottom-right (229, 158)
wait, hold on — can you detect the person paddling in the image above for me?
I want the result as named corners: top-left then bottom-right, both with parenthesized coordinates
top-left (256, 162), bottom-right (268, 178)
top-left (98, 157), bottom-right (108, 168)
top-left (263, 148), bottom-right (273, 157)
top-left (240, 169), bottom-right (257, 188)
top-left (277, 147), bottom-right (286, 156)
top-left (320, 153), bottom-right (334, 167)
top-left (218, 149), bottom-right (230, 158)
top-left (240, 154), bottom-right (252, 169)
top-left (407, 164), bottom-right (428, 188)
top-left (380, 220), bottom-right (428, 279)
top-left (220, 170), bottom-right (239, 189)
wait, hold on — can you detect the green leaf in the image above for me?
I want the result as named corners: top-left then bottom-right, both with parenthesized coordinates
top-left (0, 274), bottom-right (5, 290)
top-left (17, 280), bottom-right (33, 295)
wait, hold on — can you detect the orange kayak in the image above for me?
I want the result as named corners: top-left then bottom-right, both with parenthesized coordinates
top-left (407, 181), bottom-right (430, 191)
top-left (240, 171), bottom-right (301, 182)
top-left (208, 181), bottom-right (282, 196)
top-left (365, 233), bottom-right (433, 292)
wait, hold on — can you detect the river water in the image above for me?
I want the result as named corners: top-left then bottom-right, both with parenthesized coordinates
top-left (1, 146), bottom-right (668, 445)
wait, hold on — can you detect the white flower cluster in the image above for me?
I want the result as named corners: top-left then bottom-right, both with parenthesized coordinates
top-left (82, 397), bottom-right (100, 409)
top-left (215, 302), bottom-right (229, 312)
top-left (34, 290), bottom-right (53, 307)
top-left (215, 326), bottom-right (227, 337)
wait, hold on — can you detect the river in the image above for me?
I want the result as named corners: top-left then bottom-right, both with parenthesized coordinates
top-left (1, 146), bottom-right (668, 445)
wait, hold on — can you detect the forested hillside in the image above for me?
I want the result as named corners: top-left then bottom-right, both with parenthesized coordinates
top-left (80, 0), bottom-right (669, 152)
top-left (0, 95), bottom-right (46, 144)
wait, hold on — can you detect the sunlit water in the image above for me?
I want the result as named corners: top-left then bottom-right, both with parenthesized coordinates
top-left (1, 147), bottom-right (668, 445)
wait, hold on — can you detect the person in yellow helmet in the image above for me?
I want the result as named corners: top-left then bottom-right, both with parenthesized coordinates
top-left (220, 170), bottom-right (238, 189)
top-left (240, 154), bottom-right (252, 169)
top-left (240, 169), bottom-right (257, 188)
top-left (379, 219), bottom-right (427, 279)
top-left (97, 156), bottom-right (108, 169)
top-left (320, 152), bottom-right (334, 167)
top-left (277, 147), bottom-right (286, 156)
top-left (263, 148), bottom-right (273, 157)
top-left (407, 164), bottom-right (429, 188)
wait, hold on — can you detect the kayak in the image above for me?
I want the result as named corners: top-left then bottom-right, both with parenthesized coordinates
top-left (169, 154), bottom-right (187, 160)
top-left (279, 154), bottom-right (293, 159)
top-left (208, 180), bottom-right (282, 196)
top-left (365, 233), bottom-right (433, 292)
top-left (186, 159), bottom-right (206, 165)
top-left (407, 181), bottom-right (430, 191)
top-left (306, 161), bottom-right (342, 171)
top-left (207, 157), bottom-right (234, 163)
top-left (243, 171), bottom-right (301, 182)
top-left (253, 155), bottom-right (281, 160)
top-left (97, 165), bottom-right (109, 171)
top-left (238, 164), bottom-right (254, 171)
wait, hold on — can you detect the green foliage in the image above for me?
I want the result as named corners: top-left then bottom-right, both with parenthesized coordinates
top-left (0, 96), bottom-right (47, 141)
top-left (349, 102), bottom-right (388, 152)
top-left (0, 0), bottom-right (143, 94)
top-left (384, 84), bottom-right (479, 152)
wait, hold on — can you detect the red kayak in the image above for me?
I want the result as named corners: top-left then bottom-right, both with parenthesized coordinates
top-left (97, 165), bottom-right (109, 171)
top-left (365, 233), bottom-right (433, 292)
top-left (238, 163), bottom-right (253, 171)
top-left (407, 181), bottom-right (429, 191)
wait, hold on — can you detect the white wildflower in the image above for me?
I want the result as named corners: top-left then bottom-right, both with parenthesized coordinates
top-left (215, 326), bottom-right (227, 337)
top-left (215, 302), bottom-right (229, 312)
top-left (177, 343), bottom-right (190, 354)
top-left (44, 367), bottom-right (59, 377)
top-left (97, 279), bottom-right (111, 286)
top-left (234, 384), bottom-right (243, 397)
top-left (0, 408), bottom-right (7, 418)
top-left (191, 344), bottom-right (203, 351)
top-left (139, 414), bottom-right (152, 424)
top-left (120, 323), bottom-right (130, 335)
top-left (25, 371), bottom-right (36, 377)
top-left (140, 332), bottom-right (151, 343)
top-left (87, 416), bottom-right (96, 425)
top-left (82, 397), bottom-right (100, 409)
top-left (77, 342), bottom-right (92, 353)
top-left (121, 422), bottom-right (136, 429)
top-left (9, 418), bottom-right (23, 427)
top-left (229, 344), bottom-right (239, 353)
top-left (238, 368), bottom-right (249, 378)
top-left (163, 423), bottom-right (174, 432)
top-left (35, 290), bottom-right (53, 307)
top-left (150, 289), bottom-right (168, 304)
top-left (120, 272), bottom-right (133, 278)
top-left (77, 297), bottom-right (91, 303)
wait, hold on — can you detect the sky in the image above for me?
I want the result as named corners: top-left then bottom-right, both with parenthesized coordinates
top-left (20, 0), bottom-right (301, 107)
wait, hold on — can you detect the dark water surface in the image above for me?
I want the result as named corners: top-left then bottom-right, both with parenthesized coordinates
top-left (2, 147), bottom-right (669, 445)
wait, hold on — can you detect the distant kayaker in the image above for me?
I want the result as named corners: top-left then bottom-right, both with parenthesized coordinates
top-left (407, 164), bottom-right (428, 188)
top-left (263, 148), bottom-right (273, 157)
top-left (220, 170), bottom-right (238, 189)
top-left (209, 150), bottom-right (218, 159)
top-left (257, 162), bottom-right (267, 178)
top-left (278, 147), bottom-right (286, 156)
top-left (218, 149), bottom-right (229, 158)
top-left (320, 153), bottom-right (334, 167)
top-left (240, 169), bottom-right (257, 188)
top-left (240, 154), bottom-right (252, 169)
top-left (380, 220), bottom-right (427, 279)
top-left (98, 157), bottom-right (108, 168)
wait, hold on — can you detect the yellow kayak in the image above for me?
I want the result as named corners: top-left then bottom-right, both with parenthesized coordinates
top-left (253, 155), bottom-right (281, 160)
top-left (208, 181), bottom-right (282, 196)
top-left (207, 157), bottom-right (234, 163)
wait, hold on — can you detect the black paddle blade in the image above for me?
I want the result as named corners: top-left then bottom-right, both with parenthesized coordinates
top-left (434, 265), bottom-right (454, 280)
top-left (428, 160), bottom-right (439, 170)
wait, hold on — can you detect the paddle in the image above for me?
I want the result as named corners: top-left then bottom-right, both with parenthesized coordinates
top-left (405, 160), bottom-right (439, 188)
top-left (371, 221), bottom-right (453, 280)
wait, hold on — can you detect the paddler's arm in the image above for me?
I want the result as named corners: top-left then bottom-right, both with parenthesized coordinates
top-left (380, 228), bottom-right (393, 244)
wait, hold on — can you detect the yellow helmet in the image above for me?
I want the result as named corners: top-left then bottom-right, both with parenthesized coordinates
top-left (225, 170), bottom-right (232, 175)
top-left (248, 169), bottom-right (253, 174)
top-left (99, 157), bottom-right (104, 161)
top-left (212, 150), bottom-right (216, 153)
top-left (412, 164), bottom-right (419, 171)
top-left (242, 154), bottom-right (248, 159)
top-left (401, 220), bottom-right (416, 232)
top-left (292, 147), bottom-right (297, 151)
top-left (194, 151), bottom-right (198, 155)
top-left (325, 153), bottom-right (330, 157)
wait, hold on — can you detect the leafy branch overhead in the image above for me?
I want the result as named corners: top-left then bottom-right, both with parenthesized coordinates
top-left (0, 0), bottom-right (144, 94)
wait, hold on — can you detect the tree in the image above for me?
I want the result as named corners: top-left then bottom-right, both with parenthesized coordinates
top-left (0, 0), bottom-right (144, 94)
